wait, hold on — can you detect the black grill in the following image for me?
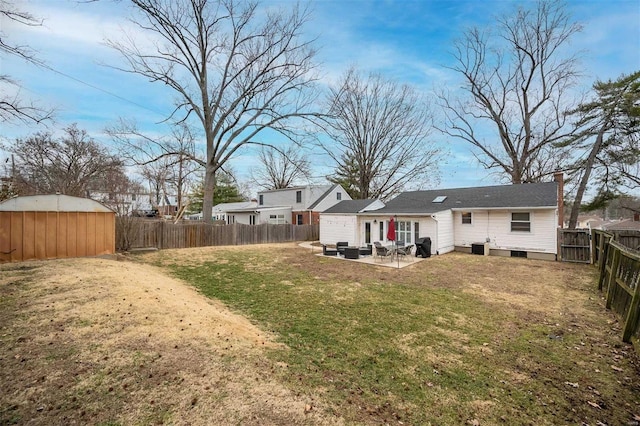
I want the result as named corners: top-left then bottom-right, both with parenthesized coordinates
top-left (415, 237), bottom-right (431, 258)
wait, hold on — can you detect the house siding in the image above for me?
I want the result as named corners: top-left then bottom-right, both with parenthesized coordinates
top-left (258, 207), bottom-right (291, 224)
top-left (312, 186), bottom-right (352, 212)
top-left (320, 215), bottom-right (358, 246)
top-left (434, 210), bottom-right (455, 254)
top-left (453, 209), bottom-right (557, 254)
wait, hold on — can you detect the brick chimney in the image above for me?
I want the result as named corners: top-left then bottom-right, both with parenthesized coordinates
top-left (553, 172), bottom-right (564, 228)
top-left (634, 212), bottom-right (639, 222)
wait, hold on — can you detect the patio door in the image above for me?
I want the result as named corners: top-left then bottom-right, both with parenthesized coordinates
top-left (364, 221), bottom-right (371, 244)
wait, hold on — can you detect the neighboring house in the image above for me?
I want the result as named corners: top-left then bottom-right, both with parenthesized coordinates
top-left (211, 200), bottom-right (258, 223)
top-left (88, 190), bottom-right (154, 214)
top-left (244, 184), bottom-right (351, 225)
top-left (89, 190), bottom-right (183, 217)
top-left (319, 180), bottom-right (562, 261)
top-left (601, 214), bottom-right (640, 231)
top-left (572, 214), bottom-right (604, 229)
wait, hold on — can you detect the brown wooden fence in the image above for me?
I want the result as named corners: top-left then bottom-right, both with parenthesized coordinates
top-left (594, 230), bottom-right (640, 344)
top-left (121, 220), bottom-right (319, 250)
top-left (558, 229), bottom-right (591, 263)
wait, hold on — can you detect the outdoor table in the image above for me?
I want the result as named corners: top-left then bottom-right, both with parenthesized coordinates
top-left (344, 246), bottom-right (360, 259)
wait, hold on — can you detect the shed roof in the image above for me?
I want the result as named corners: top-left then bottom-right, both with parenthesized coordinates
top-left (0, 194), bottom-right (114, 212)
top-left (374, 182), bottom-right (558, 215)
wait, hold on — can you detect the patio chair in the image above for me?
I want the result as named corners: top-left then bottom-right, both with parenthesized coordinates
top-left (359, 244), bottom-right (372, 256)
top-left (396, 244), bottom-right (414, 261)
top-left (374, 244), bottom-right (393, 262)
top-left (322, 245), bottom-right (338, 256)
top-left (336, 241), bottom-right (349, 255)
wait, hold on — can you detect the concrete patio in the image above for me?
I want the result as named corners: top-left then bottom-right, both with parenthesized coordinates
top-left (299, 242), bottom-right (429, 269)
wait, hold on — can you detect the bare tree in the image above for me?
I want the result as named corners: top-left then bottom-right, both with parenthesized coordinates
top-left (109, 121), bottom-right (200, 214)
top-left (0, 1), bottom-right (54, 123)
top-left (438, 0), bottom-right (582, 184)
top-left (321, 68), bottom-right (441, 201)
top-left (3, 124), bottom-right (123, 196)
top-left (250, 144), bottom-right (311, 190)
top-left (106, 0), bottom-right (320, 222)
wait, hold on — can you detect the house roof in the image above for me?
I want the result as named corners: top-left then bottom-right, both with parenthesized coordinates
top-left (257, 184), bottom-right (332, 195)
top-left (322, 199), bottom-right (379, 214)
top-left (226, 205), bottom-right (292, 213)
top-left (307, 184), bottom-right (340, 210)
top-left (212, 200), bottom-right (257, 212)
top-left (374, 182), bottom-right (558, 215)
top-left (602, 219), bottom-right (640, 231)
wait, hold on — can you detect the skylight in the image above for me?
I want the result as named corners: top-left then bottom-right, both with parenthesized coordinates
top-left (432, 195), bottom-right (447, 203)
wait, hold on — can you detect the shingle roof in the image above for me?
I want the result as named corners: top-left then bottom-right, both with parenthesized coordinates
top-left (322, 199), bottom-right (379, 214)
top-left (602, 219), bottom-right (640, 231)
top-left (307, 184), bottom-right (339, 210)
top-left (374, 182), bottom-right (558, 214)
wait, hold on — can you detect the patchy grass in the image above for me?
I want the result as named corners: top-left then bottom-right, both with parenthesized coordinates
top-left (0, 256), bottom-right (336, 426)
top-left (1, 244), bottom-right (638, 425)
top-left (140, 245), bottom-right (640, 425)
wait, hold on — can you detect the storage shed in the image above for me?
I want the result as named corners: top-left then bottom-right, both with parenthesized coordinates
top-left (0, 194), bottom-right (115, 263)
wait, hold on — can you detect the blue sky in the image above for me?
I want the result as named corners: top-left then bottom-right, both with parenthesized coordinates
top-left (2, 0), bottom-right (639, 193)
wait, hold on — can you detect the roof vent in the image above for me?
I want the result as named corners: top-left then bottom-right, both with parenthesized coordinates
top-left (432, 196), bottom-right (447, 203)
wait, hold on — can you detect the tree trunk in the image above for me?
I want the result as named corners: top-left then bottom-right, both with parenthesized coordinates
top-left (568, 125), bottom-right (606, 229)
top-left (202, 167), bottom-right (216, 223)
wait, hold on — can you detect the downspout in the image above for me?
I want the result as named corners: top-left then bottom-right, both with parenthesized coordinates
top-left (431, 214), bottom-right (439, 256)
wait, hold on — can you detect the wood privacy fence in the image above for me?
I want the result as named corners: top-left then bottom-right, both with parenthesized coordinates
top-left (121, 220), bottom-right (319, 249)
top-left (594, 230), bottom-right (640, 344)
top-left (558, 229), bottom-right (591, 263)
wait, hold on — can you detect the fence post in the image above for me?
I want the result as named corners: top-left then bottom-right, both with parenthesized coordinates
top-left (605, 247), bottom-right (621, 310)
top-left (598, 239), bottom-right (610, 291)
top-left (622, 282), bottom-right (640, 343)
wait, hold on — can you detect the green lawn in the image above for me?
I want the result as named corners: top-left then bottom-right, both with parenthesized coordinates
top-left (139, 246), bottom-right (640, 425)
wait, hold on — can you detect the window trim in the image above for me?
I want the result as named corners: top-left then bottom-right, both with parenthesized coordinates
top-left (511, 212), bottom-right (531, 232)
top-left (296, 190), bottom-right (302, 203)
top-left (461, 212), bottom-right (472, 225)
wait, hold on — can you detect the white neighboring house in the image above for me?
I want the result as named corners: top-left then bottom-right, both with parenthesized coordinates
top-left (217, 184), bottom-right (350, 225)
top-left (319, 179), bottom-right (563, 261)
top-left (88, 190), bottom-right (182, 217)
top-left (88, 190), bottom-right (154, 215)
top-left (211, 200), bottom-right (258, 223)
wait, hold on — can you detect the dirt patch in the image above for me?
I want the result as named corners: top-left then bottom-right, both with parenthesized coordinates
top-left (0, 257), bottom-right (340, 425)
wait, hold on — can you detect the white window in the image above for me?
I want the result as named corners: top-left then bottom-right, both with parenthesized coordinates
top-left (249, 215), bottom-right (256, 225)
top-left (511, 212), bottom-right (531, 232)
top-left (259, 195), bottom-right (264, 205)
top-left (462, 212), bottom-right (472, 224)
top-left (396, 220), bottom-right (411, 244)
top-left (269, 214), bottom-right (286, 224)
top-left (296, 190), bottom-right (302, 203)
top-left (337, 192), bottom-right (342, 200)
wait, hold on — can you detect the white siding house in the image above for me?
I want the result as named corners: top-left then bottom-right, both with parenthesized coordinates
top-left (320, 199), bottom-right (384, 246)
top-left (319, 178), bottom-right (563, 260)
top-left (258, 184), bottom-right (351, 225)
